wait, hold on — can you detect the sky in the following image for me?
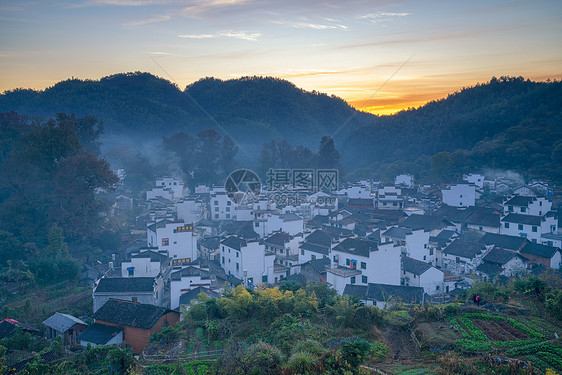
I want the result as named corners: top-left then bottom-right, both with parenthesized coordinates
top-left (1, 0), bottom-right (561, 115)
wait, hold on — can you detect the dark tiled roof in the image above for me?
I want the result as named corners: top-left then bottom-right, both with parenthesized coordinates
top-left (432, 204), bottom-right (473, 223)
top-left (76, 323), bottom-right (122, 345)
top-left (475, 262), bottom-right (503, 275)
top-left (342, 284), bottom-right (367, 298)
top-left (0, 319), bottom-right (38, 339)
top-left (382, 227), bottom-right (411, 240)
top-left (302, 257), bottom-right (331, 274)
top-left (482, 248), bottom-right (521, 265)
top-left (465, 212), bottom-right (500, 227)
top-left (504, 196), bottom-right (534, 207)
top-left (305, 230), bottom-right (333, 246)
top-left (520, 241), bottom-right (559, 258)
top-left (179, 286), bottom-right (220, 306)
top-left (221, 221), bottom-right (259, 239)
top-left (43, 313), bottom-right (87, 333)
top-left (436, 230), bottom-right (457, 240)
top-left (332, 238), bottom-right (378, 257)
top-left (265, 232), bottom-right (292, 247)
top-left (307, 215), bottom-right (329, 228)
top-left (443, 239), bottom-right (486, 259)
top-left (348, 198), bottom-right (374, 207)
top-left (321, 225), bottom-right (354, 237)
top-left (200, 237), bottom-right (220, 249)
top-left (501, 213), bottom-right (542, 226)
top-left (400, 214), bottom-right (450, 231)
top-left (130, 250), bottom-right (170, 263)
top-left (11, 351), bottom-right (59, 373)
top-left (171, 266), bottom-right (211, 281)
top-left (221, 236), bottom-right (247, 251)
top-left (95, 277), bottom-right (156, 293)
top-left (478, 233), bottom-right (526, 251)
top-left (346, 283), bottom-right (424, 303)
top-left (94, 299), bottom-right (174, 329)
top-left (300, 242), bottom-right (330, 255)
top-left (282, 213), bottom-right (302, 222)
top-left (401, 256), bottom-right (433, 275)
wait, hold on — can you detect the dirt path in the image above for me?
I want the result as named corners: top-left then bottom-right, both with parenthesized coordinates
top-left (382, 326), bottom-right (420, 362)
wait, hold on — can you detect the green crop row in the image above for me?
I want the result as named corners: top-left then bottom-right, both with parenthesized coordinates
top-left (144, 364), bottom-right (181, 375)
top-left (457, 316), bottom-right (487, 341)
top-left (524, 355), bottom-right (549, 372)
top-left (505, 318), bottom-right (545, 339)
top-left (492, 339), bottom-right (541, 348)
top-left (507, 342), bottom-right (562, 357)
top-left (457, 339), bottom-right (493, 352)
top-left (184, 360), bottom-right (214, 375)
top-left (448, 317), bottom-right (471, 339)
top-left (536, 351), bottom-right (562, 372)
top-left (463, 312), bottom-right (504, 321)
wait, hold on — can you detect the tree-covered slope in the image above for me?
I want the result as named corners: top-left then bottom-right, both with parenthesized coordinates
top-left (343, 77), bottom-right (562, 184)
top-left (0, 73), bottom-right (374, 145)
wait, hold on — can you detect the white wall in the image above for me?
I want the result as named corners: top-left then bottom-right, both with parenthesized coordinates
top-left (176, 199), bottom-right (204, 224)
top-left (120, 257), bottom-right (161, 278)
top-left (147, 222), bottom-right (198, 260)
top-left (442, 184), bottom-right (476, 208)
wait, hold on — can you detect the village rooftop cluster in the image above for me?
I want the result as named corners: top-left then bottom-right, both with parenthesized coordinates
top-left (13, 171), bottom-right (561, 356)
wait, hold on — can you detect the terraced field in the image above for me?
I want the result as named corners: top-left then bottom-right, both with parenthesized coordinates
top-left (449, 312), bottom-right (562, 373)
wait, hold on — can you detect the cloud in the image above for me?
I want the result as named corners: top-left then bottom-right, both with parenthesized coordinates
top-left (148, 51), bottom-right (173, 56)
top-left (124, 14), bottom-right (171, 26)
top-left (274, 19), bottom-right (348, 30)
top-left (178, 30), bottom-right (261, 41)
top-left (182, 0), bottom-right (252, 16)
top-left (359, 11), bottom-right (412, 23)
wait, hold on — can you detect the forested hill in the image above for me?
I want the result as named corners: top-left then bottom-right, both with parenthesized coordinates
top-left (0, 72), bottom-right (374, 146)
top-left (343, 77), bottom-right (562, 184)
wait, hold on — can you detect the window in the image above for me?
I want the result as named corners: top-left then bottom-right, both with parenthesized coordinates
top-left (508, 205), bottom-right (514, 212)
top-left (227, 201), bottom-right (231, 206)
top-left (214, 201), bottom-right (218, 205)
top-left (236, 263), bottom-right (239, 270)
top-left (262, 275), bottom-right (268, 283)
top-left (222, 257), bottom-right (225, 264)
top-left (460, 195), bottom-right (463, 198)
top-left (361, 262), bottom-right (366, 270)
top-left (236, 252), bottom-right (239, 258)
top-left (346, 258), bottom-right (350, 266)
top-left (362, 275), bottom-right (367, 284)
top-left (215, 207), bottom-right (219, 212)
top-left (456, 257), bottom-right (460, 263)
top-left (479, 226), bottom-right (483, 231)
top-left (532, 226), bottom-right (537, 232)
top-left (521, 207), bottom-right (526, 213)
top-left (226, 207), bottom-right (230, 212)
top-left (128, 269), bottom-right (134, 277)
top-left (222, 246), bottom-right (224, 252)
top-left (505, 223), bottom-right (510, 229)
top-left (350, 276), bottom-right (356, 284)
top-left (226, 214), bottom-right (230, 219)
top-left (436, 285), bottom-right (440, 291)
top-left (311, 254), bottom-right (316, 260)
top-left (430, 248), bottom-right (434, 256)
top-left (301, 249), bottom-right (305, 256)
top-left (423, 256), bottom-right (426, 260)
top-left (518, 224), bottom-right (523, 231)
top-left (162, 238), bottom-right (169, 246)
top-left (540, 201), bottom-right (543, 206)
top-left (215, 214), bottom-right (219, 219)
top-left (255, 222), bottom-right (259, 227)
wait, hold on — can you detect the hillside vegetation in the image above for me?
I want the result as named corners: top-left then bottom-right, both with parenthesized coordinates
top-left (1, 74), bottom-right (561, 184)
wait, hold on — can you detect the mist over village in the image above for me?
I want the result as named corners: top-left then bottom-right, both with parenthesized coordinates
top-left (1, 1), bottom-right (562, 374)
